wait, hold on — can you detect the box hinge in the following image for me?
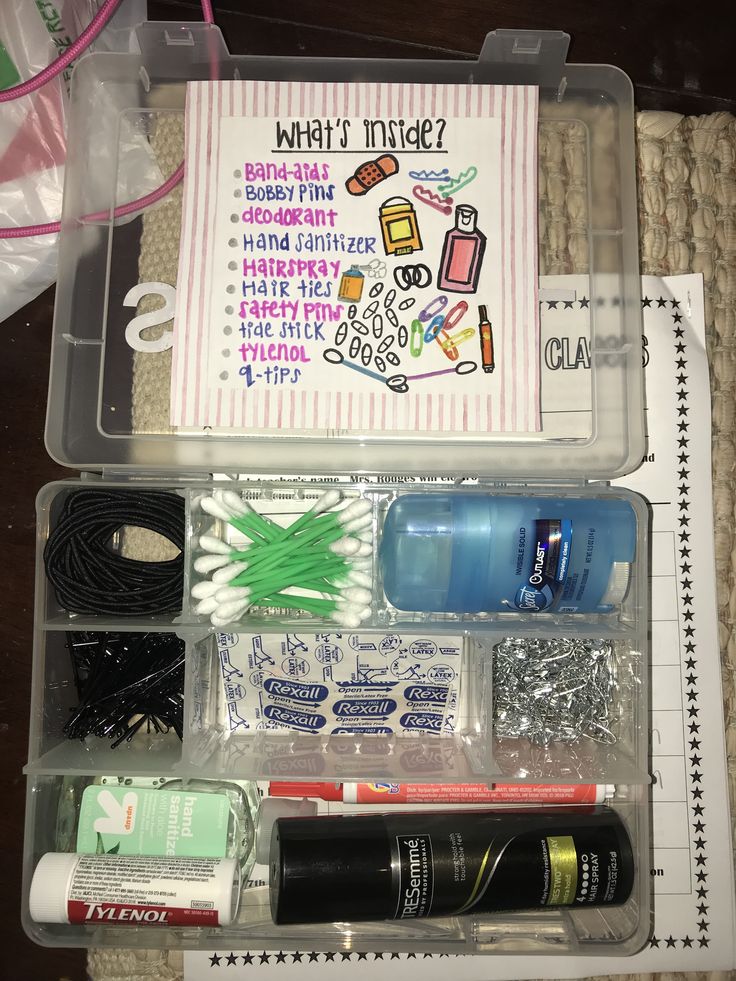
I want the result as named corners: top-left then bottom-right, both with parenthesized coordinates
top-left (133, 22), bottom-right (230, 85)
top-left (471, 476), bottom-right (592, 489)
top-left (478, 30), bottom-right (570, 96)
top-left (100, 469), bottom-right (212, 483)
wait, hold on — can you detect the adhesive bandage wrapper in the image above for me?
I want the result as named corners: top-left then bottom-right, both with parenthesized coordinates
top-left (211, 632), bottom-right (463, 736)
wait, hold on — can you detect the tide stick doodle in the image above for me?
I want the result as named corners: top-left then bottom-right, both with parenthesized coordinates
top-left (478, 304), bottom-right (495, 372)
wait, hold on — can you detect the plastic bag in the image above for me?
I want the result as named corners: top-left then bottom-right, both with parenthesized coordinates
top-left (0, 1), bottom-right (149, 323)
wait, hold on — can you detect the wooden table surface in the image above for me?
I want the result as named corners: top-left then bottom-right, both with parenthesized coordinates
top-left (2, 3), bottom-right (734, 978)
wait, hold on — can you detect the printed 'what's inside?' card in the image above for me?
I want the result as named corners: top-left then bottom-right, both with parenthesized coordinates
top-left (172, 81), bottom-right (539, 433)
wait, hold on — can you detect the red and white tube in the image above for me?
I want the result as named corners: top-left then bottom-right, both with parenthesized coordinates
top-left (268, 781), bottom-right (614, 805)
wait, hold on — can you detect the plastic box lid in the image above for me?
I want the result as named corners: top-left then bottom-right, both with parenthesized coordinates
top-left (46, 24), bottom-right (644, 478)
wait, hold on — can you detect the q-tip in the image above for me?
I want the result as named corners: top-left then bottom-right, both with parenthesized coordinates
top-left (338, 498), bottom-right (372, 523)
top-left (329, 537), bottom-right (361, 557)
top-left (214, 597), bottom-right (251, 620)
top-left (210, 602), bottom-right (250, 628)
top-left (348, 558), bottom-right (372, 573)
top-left (212, 560), bottom-right (249, 584)
top-left (214, 585), bottom-right (251, 603)
top-left (194, 554), bottom-right (231, 574)
top-left (311, 488), bottom-right (342, 515)
top-left (191, 580), bottom-right (221, 599)
top-left (339, 586), bottom-right (372, 605)
top-left (342, 512), bottom-right (374, 535)
top-left (332, 609), bottom-right (362, 629)
top-left (200, 497), bottom-right (234, 522)
top-left (194, 596), bottom-right (220, 616)
top-left (218, 489), bottom-right (251, 517)
top-left (199, 534), bottom-right (232, 555)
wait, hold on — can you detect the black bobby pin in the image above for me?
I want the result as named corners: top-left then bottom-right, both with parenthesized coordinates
top-left (64, 631), bottom-right (185, 746)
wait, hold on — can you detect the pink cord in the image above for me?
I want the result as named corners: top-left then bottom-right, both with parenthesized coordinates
top-left (0, 0), bottom-right (123, 104)
top-left (0, 1), bottom-right (216, 239)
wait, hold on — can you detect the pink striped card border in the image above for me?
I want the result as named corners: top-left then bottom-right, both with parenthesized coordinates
top-left (171, 81), bottom-right (539, 434)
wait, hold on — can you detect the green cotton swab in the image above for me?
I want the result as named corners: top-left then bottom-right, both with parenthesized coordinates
top-left (256, 593), bottom-right (337, 614)
top-left (195, 491), bottom-right (374, 629)
top-left (200, 496), bottom-right (270, 545)
top-left (254, 593), bottom-right (368, 628)
top-left (243, 560), bottom-right (352, 600)
top-left (271, 489), bottom-right (343, 542)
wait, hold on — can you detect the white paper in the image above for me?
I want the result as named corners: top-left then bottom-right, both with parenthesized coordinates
top-left (185, 274), bottom-right (736, 976)
top-left (172, 81), bottom-right (540, 433)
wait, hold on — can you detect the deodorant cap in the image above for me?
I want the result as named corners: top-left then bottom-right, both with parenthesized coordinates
top-left (256, 798), bottom-right (318, 866)
top-left (600, 561), bottom-right (631, 607)
top-left (29, 852), bottom-right (78, 923)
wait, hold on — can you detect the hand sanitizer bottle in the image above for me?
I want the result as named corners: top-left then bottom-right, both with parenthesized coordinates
top-left (55, 775), bottom-right (259, 874)
top-left (437, 205), bottom-right (487, 292)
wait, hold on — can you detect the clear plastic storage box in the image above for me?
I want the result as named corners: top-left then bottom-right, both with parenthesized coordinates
top-left (23, 23), bottom-right (651, 956)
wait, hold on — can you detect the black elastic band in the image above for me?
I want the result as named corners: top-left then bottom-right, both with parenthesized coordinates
top-left (44, 489), bottom-right (185, 616)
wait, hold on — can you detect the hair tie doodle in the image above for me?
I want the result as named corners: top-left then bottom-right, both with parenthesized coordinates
top-left (393, 264), bottom-right (432, 291)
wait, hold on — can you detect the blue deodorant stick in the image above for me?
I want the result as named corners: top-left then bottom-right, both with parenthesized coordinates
top-left (379, 494), bottom-right (637, 614)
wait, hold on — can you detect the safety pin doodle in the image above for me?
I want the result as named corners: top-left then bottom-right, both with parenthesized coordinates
top-left (418, 295), bottom-right (448, 323)
top-left (440, 327), bottom-right (475, 352)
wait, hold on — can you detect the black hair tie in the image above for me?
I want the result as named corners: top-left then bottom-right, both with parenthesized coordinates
top-left (44, 489), bottom-right (185, 616)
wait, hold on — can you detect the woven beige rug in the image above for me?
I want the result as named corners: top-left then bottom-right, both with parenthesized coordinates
top-left (88, 109), bottom-right (736, 981)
